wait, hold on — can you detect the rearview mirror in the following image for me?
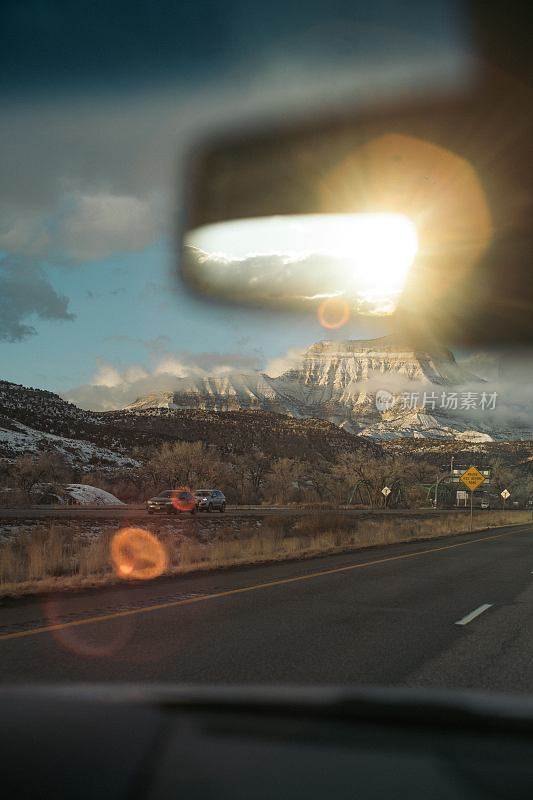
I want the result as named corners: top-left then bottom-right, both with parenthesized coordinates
top-left (181, 66), bottom-right (533, 344)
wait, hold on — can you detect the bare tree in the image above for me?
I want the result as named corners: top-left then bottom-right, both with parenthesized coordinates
top-left (263, 458), bottom-right (304, 504)
top-left (331, 452), bottom-right (371, 504)
top-left (143, 441), bottom-right (226, 491)
top-left (11, 453), bottom-right (70, 500)
top-left (232, 449), bottom-right (270, 503)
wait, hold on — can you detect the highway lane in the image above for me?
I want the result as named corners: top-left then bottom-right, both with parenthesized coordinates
top-left (1, 522), bottom-right (533, 693)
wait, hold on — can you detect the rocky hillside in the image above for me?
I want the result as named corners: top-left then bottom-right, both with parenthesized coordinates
top-left (124, 336), bottom-right (529, 442)
top-left (0, 380), bottom-right (380, 469)
top-left (0, 381), bottom-right (137, 470)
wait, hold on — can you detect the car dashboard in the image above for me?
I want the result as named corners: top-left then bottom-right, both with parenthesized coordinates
top-left (4, 684), bottom-right (533, 800)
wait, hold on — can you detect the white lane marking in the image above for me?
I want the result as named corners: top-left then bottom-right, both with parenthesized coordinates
top-left (455, 604), bottom-right (493, 626)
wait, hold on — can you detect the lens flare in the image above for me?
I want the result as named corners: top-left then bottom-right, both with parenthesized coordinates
top-left (111, 527), bottom-right (168, 581)
top-left (317, 296), bottom-right (350, 329)
top-left (170, 487), bottom-right (196, 512)
top-left (320, 133), bottom-right (492, 317)
top-left (43, 592), bottom-right (135, 658)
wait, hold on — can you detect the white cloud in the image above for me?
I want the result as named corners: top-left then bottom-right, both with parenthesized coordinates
top-left (92, 361), bottom-right (149, 388)
top-left (0, 212), bottom-right (51, 256)
top-left (123, 365), bottom-right (149, 383)
top-left (64, 351), bottom-right (262, 410)
top-left (265, 348), bottom-right (304, 378)
top-left (92, 361), bottom-right (123, 388)
top-left (153, 358), bottom-right (189, 378)
top-left (212, 365), bottom-right (237, 376)
top-left (455, 352), bottom-right (501, 381)
top-left (0, 191), bottom-right (163, 264)
top-left (58, 191), bottom-right (162, 262)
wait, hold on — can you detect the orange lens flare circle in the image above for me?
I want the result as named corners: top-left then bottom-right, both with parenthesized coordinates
top-left (43, 593), bottom-right (135, 658)
top-left (317, 297), bottom-right (350, 329)
top-left (111, 527), bottom-right (168, 581)
top-left (170, 487), bottom-right (195, 512)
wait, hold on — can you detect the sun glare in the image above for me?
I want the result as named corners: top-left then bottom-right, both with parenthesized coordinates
top-left (186, 212), bottom-right (418, 315)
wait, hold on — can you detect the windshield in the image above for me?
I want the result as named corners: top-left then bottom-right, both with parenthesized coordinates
top-left (1, 0), bottom-right (533, 705)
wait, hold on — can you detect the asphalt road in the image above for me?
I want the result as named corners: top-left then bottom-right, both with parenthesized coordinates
top-left (1, 522), bottom-right (533, 694)
top-left (0, 505), bottom-right (471, 521)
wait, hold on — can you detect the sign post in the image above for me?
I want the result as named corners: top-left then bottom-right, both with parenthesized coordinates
top-left (382, 486), bottom-right (391, 508)
top-left (460, 467), bottom-right (486, 532)
top-left (501, 488), bottom-right (510, 511)
top-left (433, 474), bottom-right (446, 509)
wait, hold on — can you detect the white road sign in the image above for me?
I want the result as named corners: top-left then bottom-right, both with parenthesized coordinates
top-left (382, 486), bottom-right (391, 497)
top-left (501, 488), bottom-right (511, 499)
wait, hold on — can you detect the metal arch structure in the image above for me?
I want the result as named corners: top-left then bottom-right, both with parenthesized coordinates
top-left (347, 479), bottom-right (374, 508)
top-left (425, 481), bottom-right (455, 507)
top-left (425, 483), bottom-right (437, 504)
top-left (387, 478), bottom-right (407, 508)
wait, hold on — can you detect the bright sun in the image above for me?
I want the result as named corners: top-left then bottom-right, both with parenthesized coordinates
top-left (306, 213), bottom-right (418, 295)
top-left (187, 212), bottom-right (419, 315)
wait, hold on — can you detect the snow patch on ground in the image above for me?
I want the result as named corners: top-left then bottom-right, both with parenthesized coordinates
top-left (455, 430), bottom-right (494, 443)
top-left (65, 484), bottom-right (124, 505)
top-left (0, 419), bottom-right (138, 470)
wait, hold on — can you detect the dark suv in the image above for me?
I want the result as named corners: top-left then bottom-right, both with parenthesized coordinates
top-left (194, 489), bottom-right (226, 513)
top-left (146, 489), bottom-right (196, 514)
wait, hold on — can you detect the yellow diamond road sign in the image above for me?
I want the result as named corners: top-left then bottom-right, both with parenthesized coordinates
top-left (460, 466), bottom-right (486, 492)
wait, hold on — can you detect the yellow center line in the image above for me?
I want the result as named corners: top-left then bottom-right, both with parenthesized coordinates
top-left (0, 525), bottom-right (531, 643)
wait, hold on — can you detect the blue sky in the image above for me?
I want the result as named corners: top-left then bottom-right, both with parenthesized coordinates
top-left (0, 238), bottom-right (386, 406)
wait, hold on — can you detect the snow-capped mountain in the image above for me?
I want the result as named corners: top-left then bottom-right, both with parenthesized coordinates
top-left (126, 372), bottom-right (285, 413)
top-left (124, 336), bottom-right (525, 441)
top-left (279, 337), bottom-right (482, 387)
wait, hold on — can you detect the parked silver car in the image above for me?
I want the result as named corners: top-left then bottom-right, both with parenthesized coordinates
top-left (194, 489), bottom-right (226, 512)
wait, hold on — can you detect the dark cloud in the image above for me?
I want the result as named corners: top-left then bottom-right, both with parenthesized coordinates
top-left (2, 0), bottom-right (455, 97)
top-left (0, 257), bottom-right (75, 342)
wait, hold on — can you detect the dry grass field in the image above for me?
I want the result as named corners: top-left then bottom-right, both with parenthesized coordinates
top-left (0, 511), bottom-right (530, 598)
